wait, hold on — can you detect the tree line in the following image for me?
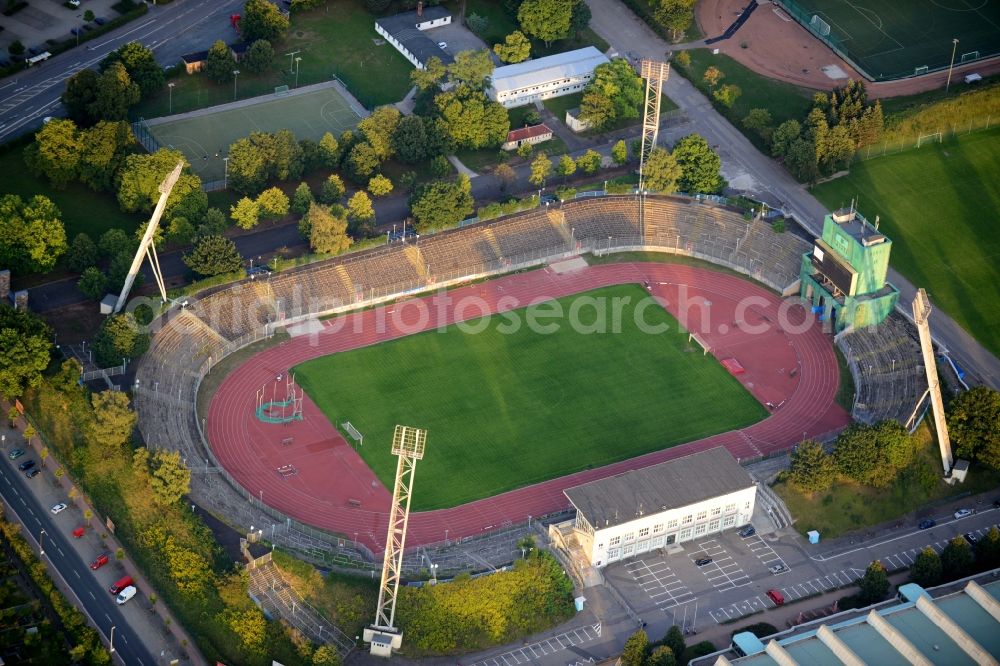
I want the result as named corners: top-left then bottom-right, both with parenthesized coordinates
top-left (619, 624), bottom-right (716, 666)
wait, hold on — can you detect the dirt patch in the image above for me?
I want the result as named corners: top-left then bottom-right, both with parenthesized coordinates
top-left (695, 0), bottom-right (1000, 99)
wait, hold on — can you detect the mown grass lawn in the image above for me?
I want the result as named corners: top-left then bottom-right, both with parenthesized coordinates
top-left (294, 284), bottom-right (767, 510)
top-left (774, 423), bottom-right (1000, 538)
top-left (811, 127), bottom-right (1000, 358)
top-left (458, 0), bottom-right (609, 56)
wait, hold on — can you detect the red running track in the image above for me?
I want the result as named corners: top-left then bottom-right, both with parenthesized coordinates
top-left (207, 263), bottom-right (849, 552)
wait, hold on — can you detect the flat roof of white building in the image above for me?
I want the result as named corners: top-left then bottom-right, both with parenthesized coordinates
top-left (564, 447), bottom-right (753, 530)
top-left (491, 46), bottom-right (610, 93)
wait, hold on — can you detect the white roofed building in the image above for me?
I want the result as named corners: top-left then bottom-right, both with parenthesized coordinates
top-left (487, 46), bottom-right (610, 108)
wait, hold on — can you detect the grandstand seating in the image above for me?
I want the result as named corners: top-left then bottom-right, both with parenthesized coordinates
top-left (488, 208), bottom-right (568, 258)
top-left (562, 197), bottom-right (641, 243)
top-left (417, 226), bottom-right (501, 281)
top-left (189, 281), bottom-right (274, 342)
top-left (838, 313), bottom-right (926, 425)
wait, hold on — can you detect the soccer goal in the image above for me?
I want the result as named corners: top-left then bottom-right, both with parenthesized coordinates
top-left (342, 421), bottom-right (364, 447)
top-left (274, 84), bottom-right (290, 97)
top-left (809, 14), bottom-right (831, 37)
top-left (917, 132), bottom-right (942, 148)
top-left (960, 51), bottom-right (980, 63)
top-left (914, 65), bottom-right (930, 76)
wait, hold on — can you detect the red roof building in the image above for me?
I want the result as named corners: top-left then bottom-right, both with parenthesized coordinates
top-left (502, 123), bottom-right (554, 150)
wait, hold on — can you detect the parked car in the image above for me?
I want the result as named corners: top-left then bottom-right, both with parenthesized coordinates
top-left (919, 519), bottom-right (936, 529)
top-left (50, 503), bottom-right (68, 515)
top-left (72, 527), bottom-right (85, 538)
top-left (954, 508), bottom-right (975, 519)
top-left (769, 563), bottom-right (788, 574)
top-left (8, 448), bottom-right (25, 460)
top-left (17, 459), bottom-right (36, 471)
top-left (437, 41), bottom-right (448, 50)
top-left (694, 557), bottom-right (713, 567)
top-left (116, 585), bottom-right (137, 605)
top-left (738, 525), bottom-right (756, 538)
top-left (68, 0), bottom-right (80, 6)
top-left (94, 16), bottom-right (106, 25)
top-left (90, 554), bottom-right (110, 570)
top-left (964, 532), bottom-right (979, 545)
top-left (109, 575), bottom-right (134, 595)
top-left (766, 589), bottom-right (785, 605)
top-left (247, 265), bottom-right (272, 279)
top-left (25, 468), bottom-right (40, 478)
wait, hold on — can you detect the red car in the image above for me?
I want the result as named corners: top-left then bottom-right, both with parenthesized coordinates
top-left (89, 554), bottom-right (109, 570)
top-left (72, 527), bottom-right (85, 539)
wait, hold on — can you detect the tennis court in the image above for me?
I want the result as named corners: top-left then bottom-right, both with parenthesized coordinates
top-left (146, 84), bottom-right (361, 182)
top-left (778, 0), bottom-right (1000, 80)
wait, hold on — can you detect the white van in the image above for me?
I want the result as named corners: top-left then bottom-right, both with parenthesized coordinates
top-left (26, 52), bottom-right (52, 66)
top-left (115, 585), bottom-right (137, 605)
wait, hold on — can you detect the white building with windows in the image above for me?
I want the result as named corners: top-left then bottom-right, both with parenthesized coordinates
top-left (563, 447), bottom-right (756, 568)
top-left (374, 5), bottom-right (454, 70)
top-left (487, 46), bottom-right (610, 108)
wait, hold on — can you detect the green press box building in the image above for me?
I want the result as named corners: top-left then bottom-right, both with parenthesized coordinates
top-left (800, 207), bottom-right (899, 332)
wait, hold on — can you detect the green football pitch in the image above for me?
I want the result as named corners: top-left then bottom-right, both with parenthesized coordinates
top-left (145, 85), bottom-right (359, 183)
top-left (811, 127), bottom-right (1000, 358)
top-left (294, 284), bottom-right (768, 511)
top-left (780, 0), bottom-right (1000, 80)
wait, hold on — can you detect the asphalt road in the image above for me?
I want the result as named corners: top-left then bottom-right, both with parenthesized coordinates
top-left (0, 459), bottom-right (155, 665)
top-left (0, 0), bottom-right (245, 142)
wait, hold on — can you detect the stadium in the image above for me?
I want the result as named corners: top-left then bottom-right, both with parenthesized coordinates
top-left (133, 195), bottom-right (926, 565)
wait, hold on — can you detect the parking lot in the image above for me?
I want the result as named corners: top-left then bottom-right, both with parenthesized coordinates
top-left (624, 559), bottom-right (694, 609)
top-left (689, 538), bottom-right (751, 591)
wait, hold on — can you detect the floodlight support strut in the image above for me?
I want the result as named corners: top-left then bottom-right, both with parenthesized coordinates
top-left (637, 60), bottom-right (670, 240)
top-left (912, 288), bottom-right (954, 474)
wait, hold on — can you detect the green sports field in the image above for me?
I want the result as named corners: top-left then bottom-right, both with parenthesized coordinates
top-left (294, 284), bottom-right (767, 511)
top-left (146, 86), bottom-right (359, 182)
top-left (811, 127), bottom-right (1000, 358)
top-left (780, 0), bottom-right (1000, 80)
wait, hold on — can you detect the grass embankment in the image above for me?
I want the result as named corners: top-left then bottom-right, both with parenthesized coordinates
top-left (294, 283), bottom-right (767, 510)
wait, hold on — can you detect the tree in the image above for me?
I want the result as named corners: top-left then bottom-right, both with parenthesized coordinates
top-left (579, 58), bottom-right (644, 130)
top-left (409, 174), bottom-right (474, 232)
top-left (318, 131), bottom-right (341, 168)
top-left (672, 134), bottom-right (724, 194)
top-left (430, 154), bottom-right (452, 177)
top-left (662, 625), bottom-right (686, 661)
top-left (518, 0), bottom-right (573, 46)
top-left (89, 390), bottom-right (136, 453)
top-left (102, 41), bottom-right (164, 98)
top-left (99, 228), bottom-right (132, 259)
top-left (320, 174), bottom-right (345, 204)
top-left (92, 62), bottom-right (141, 122)
top-left (674, 50), bottom-right (691, 69)
top-left (785, 136), bottom-right (819, 182)
top-left (516, 141), bottom-right (534, 160)
top-left (312, 645), bottom-right (342, 666)
top-left (411, 55), bottom-right (447, 91)
top-left (713, 83), bottom-right (741, 108)
top-left (948, 386), bottom-right (1000, 470)
top-left (0, 194), bottom-right (68, 274)
top-left (787, 440), bottom-right (836, 492)
top-left (205, 40), bottom-right (235, 83)
top-left (858, 560), bottom-right (889, 604)
top-left (78, 267), bottom-right (109, 300)
top-left (183, 235), bottom-right (242, 277)
top-left (347, 191), bottom-right (375, 231)
top-left (67, 233), bottom-right (99, 272)
top-left (771, 119), bottom-right (801, 157)
top-left (643, 148), bottom-right (681, 193)
top-left (391, 115), bottom-right (430, 164)
top-left (148, 449), bottom-right (191, 506)
top-left (167, 217), bottom-right (195, 245)
top-left (243, 39), bottom-right (274, 74)
top-left (230, 197), bottom-right (260, 229)
top-left (941, 536), bottom-right (973, 581)
top-left (833, 421), bottom-right (914, 488)
top-left (26, 119), bottom-right (82, 188)
top-left (448, 49), bottom-right (495, 89)
top-left (8, 41), bottom-right (25, 57)
top-left (92, 313), bottom-right (149, 367)
top-left (620, 628), bottom-right (648, 666)
top-left (358, 105), bottom-right (402, 161)
top-left (83, 9), bottom-right (95, 22)
top-left (655, 0), bottom-right (697, 41)
top-left (434, 86), bottom-right (510, 150)
top-left (368, 174), bottom-right (393, 197)
top-left (555, 154), bottom-right (576, 181)
top-left (62, 69), bottom-right (100, 126)
top-left (291, 182), bottom-right (313, 215)
top-left (116, 149), bottom-right (206, 221)
top-left (466, 12), bottom-right (490, 35)
top-left (495, 163), bottom-right (517, 192)
top-left (226, 132), bottom-right (275, 195)
top-left (742, 108), bottom-right (774, 142)
top-left (0, 305), bottom-right (51, 400)
top-left (398, 171), bottom-right (418, 193)
top-left (494, 31), bottom-right (532, 64)
top-left (910, 546), bottom-right (943, 588)
top-left (612, 139), bottom-right (629, 165)
top-left (976, 526), bottom-right (1000, 569)
top-left (306, 203), bottom-right (353, 255)
top-left (575, 149), bottom-right (602, 175)
top-left (273, 128), bottom-right (304, 182)
top-left (647, 645), bottom-right (676, 666)
top-left (256, 187), bottom-right (289, 218)
top-left (529, 152), bottom-right (552, 187)
top-left (703, 66), bottom-right (724, 91)
top-left (77, 121), bottom-right (136, 192)
top-left (345, 142), bottom-right (380, 183)
top-left (569, 0), bottom-right (592, 37)
top-left (240, 0), bottom-right (289, 43)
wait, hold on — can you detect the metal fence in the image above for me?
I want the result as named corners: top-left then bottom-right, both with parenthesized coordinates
top-left (854, 115), bottom-right (995, 162)
top-left (131, 117), bottom-right (160, 154)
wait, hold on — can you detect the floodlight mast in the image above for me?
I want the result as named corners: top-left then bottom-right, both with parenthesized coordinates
top-left (112, 162), bottom-right (183, 313)
top-left (912, 288), bottom-right (954, 474)
top-left (366, 425), bottom-right (426, 657)
top-left (637, 60), bottom-right (670, 239)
